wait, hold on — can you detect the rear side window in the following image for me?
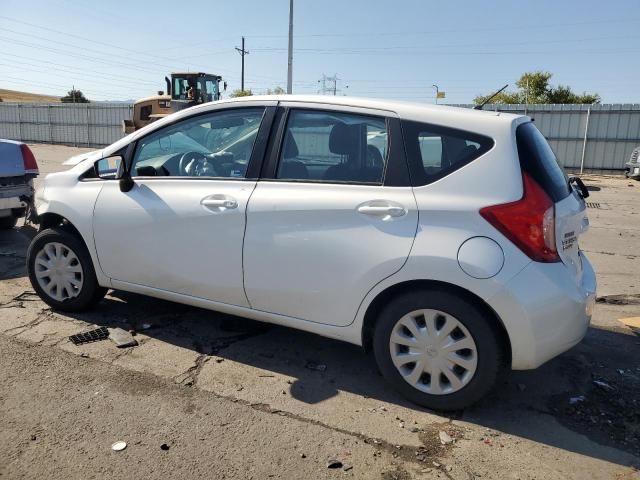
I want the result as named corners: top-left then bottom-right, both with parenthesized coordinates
top-left (516, 122), bottom-right (570, 202)
top-left (402, 120), bottom-right (494, 186)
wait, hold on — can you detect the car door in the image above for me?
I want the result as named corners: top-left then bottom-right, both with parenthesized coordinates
top-left (243, 104), bottom-right (418, 326)
top-left (93, 103), bottom-right (275, 306)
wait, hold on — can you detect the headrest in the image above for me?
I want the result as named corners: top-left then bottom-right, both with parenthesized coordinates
top-left (329, 122), bottom-right (361, 155)
top-left (283, 131), bottom-right (299, 158)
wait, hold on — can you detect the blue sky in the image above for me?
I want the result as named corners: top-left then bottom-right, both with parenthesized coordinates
top-left (1, 0), bottom-right (638, 103)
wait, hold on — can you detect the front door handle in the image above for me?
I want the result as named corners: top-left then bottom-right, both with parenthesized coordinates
top-left (201, 196), bottom-right (238, 210)
top-left (357, 201), bottom-right (407, 218)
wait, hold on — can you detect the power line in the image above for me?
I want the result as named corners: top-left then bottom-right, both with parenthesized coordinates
top-left (240, 17), bottom-right (640, 38)
top-left (0, 14), bottom-right (170, 62)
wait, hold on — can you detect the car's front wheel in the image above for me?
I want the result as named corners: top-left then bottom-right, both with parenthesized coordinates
top-left (27, 227), bottom-right (107, 312)
top-left (373, 289), bottom-right (502, 411)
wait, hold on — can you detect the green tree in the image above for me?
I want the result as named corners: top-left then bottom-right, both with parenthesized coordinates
top-left (60, 88), bottom-right (89, 103)
top-left (229, 89), bottom-right (253, 97)
top-left (473, 71), bottom-right (600, 105)
top-left (266, 86), bottom-right (286, 95)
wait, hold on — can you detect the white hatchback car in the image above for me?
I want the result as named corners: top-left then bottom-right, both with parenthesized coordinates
top-left (28, 96), bottom-right (596, 410)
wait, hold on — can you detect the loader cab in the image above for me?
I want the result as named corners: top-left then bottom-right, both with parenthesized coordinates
top-left (169, 72), bottom-right (225, 112)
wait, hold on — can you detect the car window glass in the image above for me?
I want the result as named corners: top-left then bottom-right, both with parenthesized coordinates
top-left (131, 108), bottom-right (264, 178)
top-left (276, 110), bottom-right (388, 184)
top-left (403, 120), bottom-right (494, 185)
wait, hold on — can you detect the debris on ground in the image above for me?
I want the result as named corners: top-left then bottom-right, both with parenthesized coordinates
top-left (438, 431), bottom-right (453, 445)
top-left (343, 464), bottom-right (353, 471)
top-left (618, 316), bottom-right (640, 335)
top-left (551, 363), bottom-right (640, 457)
top-left (592, 379), bottom-right (615, 392)
top-left (108, 327), bottom-right (138, 348)
top-left (160, 443), bottom-right (170, 451)
top-left (69, 326), bottom-right (109, 345)
top-left (326, 459), bottom-right (342, 469)
top-left (305, 361), bottom-right (327, 372)
top-left (596, 294), bottom-right (640, 306)
top-left (111, 441), bottom-right (127, 452)
top-left (141, 323), bottom-right (153, 330)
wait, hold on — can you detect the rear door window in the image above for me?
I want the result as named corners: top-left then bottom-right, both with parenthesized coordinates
top-left (275, 109), bottom-right (388, 184)
top-left (402, 120), bottom-right (494, 186)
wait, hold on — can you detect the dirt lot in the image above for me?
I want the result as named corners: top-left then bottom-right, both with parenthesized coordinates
top-left (1, 144), bottom-right (639, 479)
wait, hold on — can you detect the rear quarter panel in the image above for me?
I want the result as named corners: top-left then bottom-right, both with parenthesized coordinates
top-left (351, 114), bottom-right (533, 344)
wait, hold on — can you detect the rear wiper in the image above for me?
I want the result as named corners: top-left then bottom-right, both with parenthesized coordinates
top-left (473, 84), bottom-right (509, 110)
top-left (569, 176), bottom-right (589, 199)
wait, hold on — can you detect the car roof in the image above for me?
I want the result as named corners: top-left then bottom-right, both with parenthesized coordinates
top-left (211, 94), bottom-right (522, 121)
top-left (102, 95), bottom-right (527, 158)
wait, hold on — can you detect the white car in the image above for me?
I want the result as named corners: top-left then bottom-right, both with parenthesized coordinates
top-left (27, 95), bottom-right (596, 410)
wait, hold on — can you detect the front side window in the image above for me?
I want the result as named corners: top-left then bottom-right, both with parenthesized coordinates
top-left (131, 107), bottom-right (264, 178)
top-left (276, 110), bottom-right (388, 184)
top-left (403, 120), bottom-right (494, 185)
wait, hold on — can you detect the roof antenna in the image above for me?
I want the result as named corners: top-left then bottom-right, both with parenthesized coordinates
top-left (474, 84), bottom-right (509, 110)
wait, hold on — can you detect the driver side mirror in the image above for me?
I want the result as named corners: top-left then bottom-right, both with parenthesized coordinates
top-left (94, 155), bottom-right (123, 180)
top-left (94, 154), bottom-right (134, 192)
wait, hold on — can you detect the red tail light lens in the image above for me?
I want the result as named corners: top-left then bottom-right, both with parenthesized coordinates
top-left (480, 173), bottom-right (559, 262)
top-left (20, 144), bottom-right (39, 175)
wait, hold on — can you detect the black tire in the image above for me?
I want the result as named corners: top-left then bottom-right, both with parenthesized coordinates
top-left (27, 227), bottom-right (107, 312)
top-left (373, 289), bottom-right (502, 411)
top-left (0, 214), bottom-right (18, 229)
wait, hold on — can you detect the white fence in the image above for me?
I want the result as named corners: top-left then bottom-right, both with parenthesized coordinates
top-left (0, 102), bottom-right (132, 147)
top-left (452, 104), bottom-right (640, 172)
top-left (1, 102), bottom-right (639, 172)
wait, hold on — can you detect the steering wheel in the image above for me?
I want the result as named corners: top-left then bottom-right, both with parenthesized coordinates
top-left (178, 151), bottom-right (216, 177)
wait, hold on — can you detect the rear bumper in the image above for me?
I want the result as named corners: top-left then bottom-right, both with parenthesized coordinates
top-left (488, 253), bottom-right (596, 370)
top-left (0, 183), bottom-right (32, 216)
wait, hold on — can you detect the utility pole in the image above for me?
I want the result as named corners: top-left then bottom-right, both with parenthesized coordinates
top-left (287, 0), bottom-right (293, 94)
top-left (432, 84), bottom-right (439, 104)
top-left (235, 37), bottom-right (249, 92)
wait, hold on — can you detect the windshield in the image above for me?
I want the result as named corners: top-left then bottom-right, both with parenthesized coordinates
top-left (172, 76), bottom-right (219, 102)
top-left (172, 76), bottom-right (195, 101)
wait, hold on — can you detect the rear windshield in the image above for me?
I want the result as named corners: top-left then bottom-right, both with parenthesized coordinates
top-left (516, 122), bottom-right (570, 202)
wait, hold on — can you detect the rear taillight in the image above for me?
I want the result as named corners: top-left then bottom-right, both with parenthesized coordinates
top-left (20, 144), bottom-right (39, 175)
top-left (480, 173), bottom-right (559, 262)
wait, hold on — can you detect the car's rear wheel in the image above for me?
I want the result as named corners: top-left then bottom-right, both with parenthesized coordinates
top-left (373, 289), bottom-right (502, 411)
top-left (0, 214), bottom-right (17, 229)
top-left (27, 227), bottom-right (107, 312)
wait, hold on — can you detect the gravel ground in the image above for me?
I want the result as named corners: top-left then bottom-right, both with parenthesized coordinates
top-left (0, 145), bottom-right (639, 479)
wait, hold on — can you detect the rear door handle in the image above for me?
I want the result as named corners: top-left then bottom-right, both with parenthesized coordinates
top-left (357, 202), bottom-right (407, 218)
top-left (201, 196), bottom-right (238, 209)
